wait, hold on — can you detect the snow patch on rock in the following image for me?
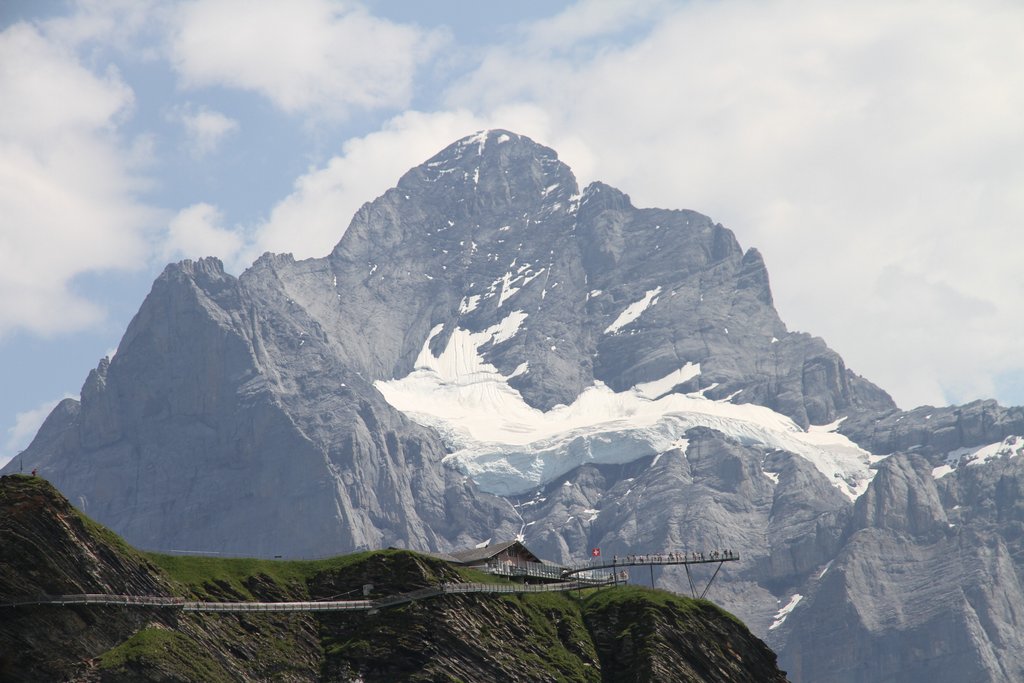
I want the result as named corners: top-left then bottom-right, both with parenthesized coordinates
top-left (769, 594), bottom-right (803, 630)
top-left (633, 363), bottom-right (700, 400)
top-left (459, 294), bottom-right (482, 314)
top-left (605, 287), bottom-right (661, 334)
top-left (932, 435), bottom-right (1024, 478)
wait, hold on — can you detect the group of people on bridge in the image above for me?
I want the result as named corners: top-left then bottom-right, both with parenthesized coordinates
top-left (607, 549), bottom-right (738, 565)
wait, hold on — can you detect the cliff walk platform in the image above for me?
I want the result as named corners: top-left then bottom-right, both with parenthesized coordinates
top-left (3, 547), bottom-right (738, 613)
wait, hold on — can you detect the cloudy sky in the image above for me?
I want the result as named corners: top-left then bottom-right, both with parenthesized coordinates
top-left (2, 0), bottom-right (1022, 467)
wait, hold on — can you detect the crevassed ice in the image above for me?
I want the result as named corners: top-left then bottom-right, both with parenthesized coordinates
top-left (375, 312), bottom-right (878, 499)
top-left (411, 311), bottom-right (528, 382)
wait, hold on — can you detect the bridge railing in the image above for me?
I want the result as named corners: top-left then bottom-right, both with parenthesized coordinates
top-left (562, 550), bottom-right (740, 576)
top-left (183, 599), bottom-right (374, 613)
top-left (442, 579), bottom-right (612, 595)
top-left (374, 586), bottom-right (443, 609)
top-left (483, 560), bottom-right (566, 580)
top-left (4, 593), bottom-right (185, 608)
top-left (482, 560), bottom-right (616, 585)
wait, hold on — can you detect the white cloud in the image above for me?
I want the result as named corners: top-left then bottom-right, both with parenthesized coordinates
top-left (164, 202), bottom-right (245, 265)
top-left (438, 0), bottom-right (1024, 409)
top-left (40, 0), bottom-right (166, 55)
top-left (1, 395), bottom-right (74, 469)
top-left (0, 21), bottom-right (157, 337)
top-left (173, 104), bottom-right (239, 156)
top-left (524, 0), bottom-right (670, 51)
top-left (169, 0), bottom-right (446, 118)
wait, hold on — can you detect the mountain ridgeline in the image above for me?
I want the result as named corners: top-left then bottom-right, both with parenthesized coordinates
top-left (6, 130), bottom-right (1024, 682)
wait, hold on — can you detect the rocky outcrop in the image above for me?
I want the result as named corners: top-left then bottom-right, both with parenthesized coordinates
top-left (514, 427), bottom-right (853, 635)
top-left (774, 453), bottom-right (1024, 682)
top-left (841, 399), bottom-right (1024, 459)
top-left (585, 588), bottom-right (788, 683)
top-left (7, 255), bottom-right (520, 557)
top-left (851, 454), bottom-right (948, 538)
top-left (0, 474), bottom-right (177, 681)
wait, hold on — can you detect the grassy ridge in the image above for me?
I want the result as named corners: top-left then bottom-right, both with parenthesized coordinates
top-left (4, 473), bottom-right (786, 681)
top-left (583, 584), bottom-right (745, 626)
top-left (145, 551), bottom-right (367, 600)
top-left (145, 549), bottom-right (512, 600)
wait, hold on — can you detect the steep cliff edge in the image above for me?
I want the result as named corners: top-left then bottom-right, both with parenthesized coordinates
top-left (0, 475), bottom-right (788, 682)
top-left (0, 474), bottom-right (179, 681)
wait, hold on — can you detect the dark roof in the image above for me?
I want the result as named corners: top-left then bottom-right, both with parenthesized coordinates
top-left (448, 540), bottom-right (541, 565)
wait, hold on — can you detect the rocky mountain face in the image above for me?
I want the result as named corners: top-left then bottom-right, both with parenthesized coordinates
top-left (5, 130), bottom-right (1024, 681)
top-left (16, 254), bottom-right (520, 558)
top-left (0, 475), bottom-right (789, 682)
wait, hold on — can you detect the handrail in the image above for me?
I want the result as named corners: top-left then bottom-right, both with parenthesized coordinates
top-left (4, 593), bottom-right (186, 608)
top-left (483, 561), bottom-right (613, 585)
top-left (1, 579), bottom-right (611, 613)
top-left (560, 551), bottom-right (739, 578)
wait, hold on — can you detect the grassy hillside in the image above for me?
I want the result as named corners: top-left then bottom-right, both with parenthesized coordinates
top-left (1, 474), bottom-right (788, 682)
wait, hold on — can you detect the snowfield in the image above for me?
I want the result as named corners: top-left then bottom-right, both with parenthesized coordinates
top-left (375, 313), bottom-right (879, 498)
top-left (769, 594), bottom-right (804, 631)
top-left (932, 435), bottom-right (1024, 478)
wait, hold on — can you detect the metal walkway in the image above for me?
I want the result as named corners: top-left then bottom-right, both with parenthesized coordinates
top-left (560, 551), bottom-right (740, 599)
top-left (2, 579), bottom-right (613, 614)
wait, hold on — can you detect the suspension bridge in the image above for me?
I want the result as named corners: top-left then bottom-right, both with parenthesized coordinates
top-left (3, 580), bottom-right (609, 613)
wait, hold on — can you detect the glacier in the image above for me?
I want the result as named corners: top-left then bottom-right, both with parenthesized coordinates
top-left (375, 312), bottom-right (880, 498)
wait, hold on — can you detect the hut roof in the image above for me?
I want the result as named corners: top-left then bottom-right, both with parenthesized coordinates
top-left (447, 540), bottom-right (543, 565)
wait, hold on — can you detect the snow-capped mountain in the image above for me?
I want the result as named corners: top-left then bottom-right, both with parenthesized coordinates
top-left (7, 130), bottom-right (1024, 682)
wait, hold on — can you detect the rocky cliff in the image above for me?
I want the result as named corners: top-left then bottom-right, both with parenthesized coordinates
top-left (5, 130), bottom-right (891, 550)
top-left (0, 474), bottom-right (788, 682)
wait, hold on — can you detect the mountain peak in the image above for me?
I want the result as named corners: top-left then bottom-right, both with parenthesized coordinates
top-left (337, 130), bottom-right (580, 265)
top-left (442, 128), bottom-right (542, 159)
top-left (401, 129), bottom-right (574, 194)
top-left (163, 256), bottom-right (227, 280)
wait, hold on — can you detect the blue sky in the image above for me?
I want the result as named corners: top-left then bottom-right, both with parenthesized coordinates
top-left (2, 0), bottom-right (1023, 467)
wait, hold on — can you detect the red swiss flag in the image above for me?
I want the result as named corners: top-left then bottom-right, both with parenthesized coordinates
top-left (591, 547), bottom-right (601, 557)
